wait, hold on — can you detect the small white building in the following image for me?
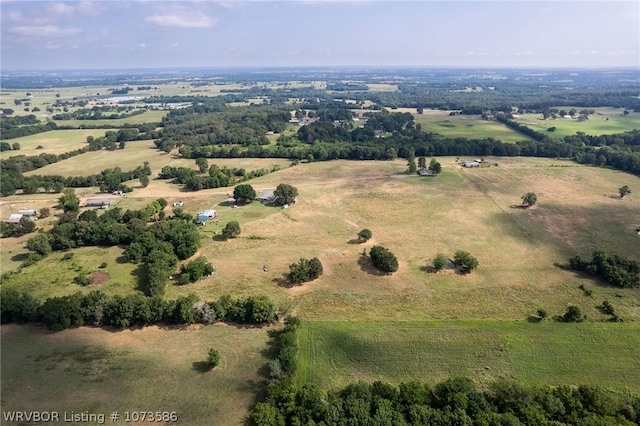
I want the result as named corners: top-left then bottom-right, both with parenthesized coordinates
top-left (18, 209), bottom-right (37, 216)
top-left (197, 209), bottom-right (217, 223)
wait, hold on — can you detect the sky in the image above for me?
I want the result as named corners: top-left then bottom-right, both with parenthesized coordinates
top-left (1, 0), bottom-right (639, 71)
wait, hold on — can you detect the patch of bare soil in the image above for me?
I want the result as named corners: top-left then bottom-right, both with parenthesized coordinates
top-left (89, 272), bottom-right (110, 285)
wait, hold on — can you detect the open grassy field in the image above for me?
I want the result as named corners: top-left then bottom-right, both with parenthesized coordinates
top-left (297, 320), bottom-right (640, 392)
top-left (7, 157), bottom-right (639, 322)
top-left (51, 110), bottom-right (168, 127)
top-left (0, 129), bottom-right (107, 159)
top-left (0, 323), bottom-right (277, 426)
top-left (20, 141), bottom-right (291, 179)
top-left (414, 110), bottom-right (537, 142)
top-left (514, 108), bottom-right (640, 139)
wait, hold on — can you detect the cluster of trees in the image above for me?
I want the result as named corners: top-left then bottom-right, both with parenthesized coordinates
top-left (428, 251), bottom-right (479, 274)
top-left (569, 251), bottom-right (639, 288)
top-left (0, 288), bottom-right (278, 331)
top-left (266, 316), bottom-right (300, 383)
top-left (0, 216), bottom-right (36, 238)
top-left (0, 114), bottom-right (57, 140)
top-left (157, 164), bottom-right (272, 192)
top-left (0, 142), bottom-right (21, 151)
top-left (178, 256), bottom-right (215, 284)
top-left (250, 376), bottom-right (640, 425)
top-left (156, 106), bottom-right (290, 152)
top-left (287, 258), bottom-right (323, 285)
top-left (369, 245), bottom-right (399, 274)
top-left (25, 196), bottom-right (201, 296)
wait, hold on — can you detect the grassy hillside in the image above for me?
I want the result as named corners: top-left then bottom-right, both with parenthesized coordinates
top-left (5, 157), bottom-right (640, 321)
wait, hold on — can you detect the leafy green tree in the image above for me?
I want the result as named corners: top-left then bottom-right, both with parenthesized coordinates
top-left (38, 208), bottom-right (50, 219)
top-left (233, 184), bottom-right (256, 204)
top-left (453, 250), bottom-right (479, 274)
top-left (139, 174), bottom-right (149, 188)
top-left (429, 158), bottom-right (442, 174)
top-left (619, 185), bottom-right (631, 198)
top-left (179, 256), bottom-right (215, 284)
top-left (432, 253), bottom-right (448, 271)
top-left (207, 348), bottom-right (220, 369)
top-left (195, 157), bottom-right (209, 173)
top-left (59, 188), bottom-right (80, 213)
top-left (26, 233), bottom-right (52, 256)
top-left (357, 228), bottom-right (372, 242)
top-left (369, 245), bottom-right (399, 273)
top-left (287, 258), bottom-right (323, 284)
top-left (537, 308), bottom-right (548, 320)
top-left (521, 192), bottom-right (537, 207)
top-left (418, 156), bottom-right (427, 170)
top-left (274, 183), bottom-right (299, 205)
top-left (222, 221), bottom-right (241, 239)
top-left (407, 155), bottom-right (417, 174)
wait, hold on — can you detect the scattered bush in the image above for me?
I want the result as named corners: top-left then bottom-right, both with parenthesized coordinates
top-left (453, 250), bottom-right (479, 274)
top-left (207, 348), bottom-right (220, 369)
top-left (432, 253), bottom-right (449, 271)
top-left (369, 245), bottom-right (399, 273)
top-left (357, 228), bottom-right (372, 242)
top-left (562, 305), bottom-right (584, 323)
top-left (537, 308), bottom-right (548, 320)
top-left (222, 221), bottom-right (241, 239)
top-left (287, 258), bottom-right (323, 285)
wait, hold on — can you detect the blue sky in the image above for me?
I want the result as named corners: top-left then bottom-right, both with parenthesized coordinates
top-left (1, 0), bottom-right (639, 70)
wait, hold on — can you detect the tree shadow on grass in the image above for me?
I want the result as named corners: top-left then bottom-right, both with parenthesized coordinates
top-left (191, 361), bottom-right (212, 374)
top-left (10, 252), bottom-right (29, 262)
top-left (347, 238), bottom-right (364, 245)
top-left (274, 276), bottom-right (297, 289)
top-left (357, 255), bottom-right (387, 276)
top-left (526, 316), bottom-right (542, 323)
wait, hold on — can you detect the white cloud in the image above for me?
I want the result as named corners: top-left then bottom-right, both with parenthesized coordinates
top-left (48, 2), bottom-right (75, 19)
top-left (146, 12), bottom-right (218, 29)
top-left (170, 42), bottom-right (180, 47)
top-left (77, 1), bottom-right (103, 16)
top-left (9, 25), bottom-right (82, 38)
top-left (138, 43), bottom-right (147, 48)
top-left (6, 11), bottom-right (23, 22)
top-left (44, 42), bottom-right (60, 49)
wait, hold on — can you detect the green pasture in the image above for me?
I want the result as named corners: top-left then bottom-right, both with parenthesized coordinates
top-left (415, 112), bottom-right (536, 142)
top-left (514, 108), bottom-right (640, 139)
top-left (0, 129), bottom-right (107, 159)
top-left (1, 323), bottom-right (277, 426)
top-left (298, 320), bottom-right (640, 392)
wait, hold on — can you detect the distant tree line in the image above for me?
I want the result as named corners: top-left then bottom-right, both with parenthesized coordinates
top-left (0, 115), bottom-right (58, 140)
top-left (0, 288), bottom-right (278, 331)
top-left (52, 105), bottom-right (145, 121)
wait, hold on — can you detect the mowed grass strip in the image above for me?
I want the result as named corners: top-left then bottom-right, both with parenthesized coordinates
top-left (298, 320), bottom-right (640, 392)
top-left (1, 323), bottom-right (277, 426)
